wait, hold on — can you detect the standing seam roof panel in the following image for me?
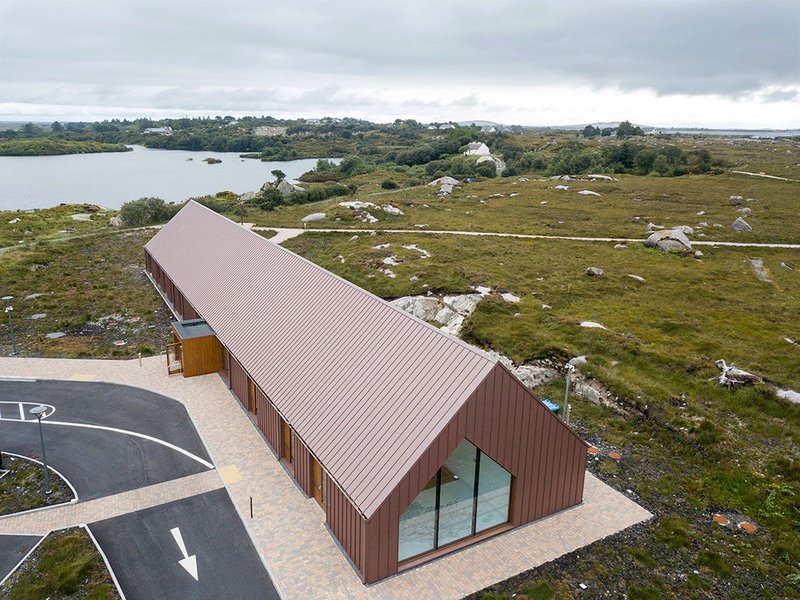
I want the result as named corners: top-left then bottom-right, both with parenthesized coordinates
top-left (145, 201), bottom-right (498, 517)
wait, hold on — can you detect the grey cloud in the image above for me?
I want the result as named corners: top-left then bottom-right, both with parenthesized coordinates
top-left (0, 0), bottom-right (798, 120)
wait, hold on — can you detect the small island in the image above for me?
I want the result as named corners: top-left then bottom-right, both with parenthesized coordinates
top-left (0, 138), bottom-right (131, 156)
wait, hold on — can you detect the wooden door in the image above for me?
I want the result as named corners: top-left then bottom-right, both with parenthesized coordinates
top-left (247, 378), bottom-right (258, 415)
top-left (281, 419), bottom-right (292, 464)
top-left (311, 457), bottom-right (324, 507)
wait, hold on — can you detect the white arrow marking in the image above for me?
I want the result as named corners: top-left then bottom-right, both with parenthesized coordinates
top-left (170, 527), bottom-right (198, 581)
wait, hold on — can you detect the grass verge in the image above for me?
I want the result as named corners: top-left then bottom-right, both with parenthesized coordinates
top-left (0, 527), bottom-right (119, 599)
top-left (0, 453), bottom-right (74, 516)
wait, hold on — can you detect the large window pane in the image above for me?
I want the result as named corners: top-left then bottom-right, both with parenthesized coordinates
top-left (398, 474), bottom-right (437, 561)
top-left (437, 440), bottom-right (477, 546)
top-left (476, 452), bottom-right (511, 532)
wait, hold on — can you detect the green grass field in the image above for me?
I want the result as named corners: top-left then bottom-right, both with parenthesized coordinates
top-left (0, 132), bottom-right (797, 598)
top-left (284, 230), bottom-right (800, 598)
top-left (0, 229), bottom-right (172, 358)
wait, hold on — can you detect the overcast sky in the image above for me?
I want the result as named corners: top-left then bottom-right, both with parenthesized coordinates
top-left (1, 0), bottom-right (798, 128)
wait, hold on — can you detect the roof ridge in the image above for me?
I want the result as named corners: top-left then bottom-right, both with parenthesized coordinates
top-left (186, 200), bottom-right (498, 365)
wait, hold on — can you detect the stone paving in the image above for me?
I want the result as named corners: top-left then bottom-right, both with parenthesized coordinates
top-left (0, 357), bottom-right (653, 599)
top-left (0, 470), bottom-right (222, 535)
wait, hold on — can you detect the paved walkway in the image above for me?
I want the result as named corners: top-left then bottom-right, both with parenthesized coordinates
top-left (0, 470), bottom-right (222, 535)
top-left (0, 357), bottom-right (652, 599)
top-left (258, 226), bottom-right (800, 249)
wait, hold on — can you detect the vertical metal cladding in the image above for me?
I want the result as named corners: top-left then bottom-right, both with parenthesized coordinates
top-left (361, 364), bottom-right (588, 582)
top-left (143, 212), bottom-right (589, 585)
top-left (326, 478), bottom-right (366, 577)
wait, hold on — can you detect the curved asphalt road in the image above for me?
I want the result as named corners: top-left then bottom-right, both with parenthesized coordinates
top-left (0, 380), bottom-right (279, 599)
top-left (0, 380), bottom-right (212, 500)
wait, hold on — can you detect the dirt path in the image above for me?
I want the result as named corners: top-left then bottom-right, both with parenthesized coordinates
top-left (257, 226), bottom-right (800, 249)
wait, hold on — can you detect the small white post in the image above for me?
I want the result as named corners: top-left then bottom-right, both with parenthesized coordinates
top-left (563, 364), bottom-right (574, 424)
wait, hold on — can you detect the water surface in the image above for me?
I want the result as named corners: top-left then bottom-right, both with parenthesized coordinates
top-left (0, 146), bottom-right (335, 210)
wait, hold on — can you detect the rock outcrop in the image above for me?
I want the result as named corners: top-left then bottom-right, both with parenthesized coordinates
top-left (645, 229), bottom-right (693, 253)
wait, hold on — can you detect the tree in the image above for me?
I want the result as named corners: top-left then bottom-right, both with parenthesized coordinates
top-left (271, 169), bottom-right (286, 182)
top-left (616, 120), bottom-right (644, 138)
top-left (581, 125), bottom-right (600, 137)
top-left (51, 121), bottom-right (64, 132)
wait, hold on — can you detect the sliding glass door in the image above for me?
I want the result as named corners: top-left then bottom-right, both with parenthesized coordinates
top-left (398, 440), bottom-right (512, 562)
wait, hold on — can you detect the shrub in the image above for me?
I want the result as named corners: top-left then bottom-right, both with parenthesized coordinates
top-left (381, 179), bottom-right (399, 189)
top-left (119, 197), bottom-right (181, 226)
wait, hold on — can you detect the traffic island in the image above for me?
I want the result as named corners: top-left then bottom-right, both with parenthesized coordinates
top-left (0, 453), bottom-right (75, 516)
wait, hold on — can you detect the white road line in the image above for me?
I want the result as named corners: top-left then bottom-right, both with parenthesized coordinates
top-left (84, 524), bottom-right (127, 600)
top-left (2, 451), bottom-right (79, 502)
top-left (18, 403), bottom-right (24, 421)
top-left (0, 418), bottom-right (214, 470)
top-left (0, 532), bottom-right (47, 587)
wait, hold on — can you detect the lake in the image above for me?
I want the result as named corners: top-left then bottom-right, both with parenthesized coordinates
top-left (0, 146), bottom-right (338, 210)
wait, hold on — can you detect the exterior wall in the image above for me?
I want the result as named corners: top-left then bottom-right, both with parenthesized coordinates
top-left (292, 433), bottom-right (313, 496)
top-left (362, 363), bottom-right (588, 582)
top-left (326, 479), bottom-right (367, 577)
top-left (145, 251), bottom-right (587, 585)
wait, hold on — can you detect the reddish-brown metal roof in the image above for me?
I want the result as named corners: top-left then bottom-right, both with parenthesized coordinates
top-left (145, 201), bottom-right (497, 517)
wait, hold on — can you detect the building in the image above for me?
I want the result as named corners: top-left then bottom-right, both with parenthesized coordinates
top-left (142, 126), bottom-right (172, 135)
top-left (143, 201), bottom-right (588, 583)
top-left (464, 141), bottom-right (491, 156)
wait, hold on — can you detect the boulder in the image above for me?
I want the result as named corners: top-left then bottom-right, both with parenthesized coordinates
top-left (239, 191), bottom-right (257, 202)
top-left (716, 359), bottom-right (760, 387)
top-left (777, 389), bottom-right (800, 404)
top-left (382, 204), bottom-right (404, 216)
top-left (390, 296), bottom-right (443, 321)
top-left (301, 212), bottom-right (326, 222)
top-left (645, 229), bottom-right (693, 253)
top-left (552, 185), bottom-right (569, 190)
top-left (694, 250), bottom-right (704, 258)
top-left (740, 207), bottom-right (752, 216)
top-left (646, 222), bottom-right (665, 232)
top-left (577, 190), bottom-right (601, 196)
top-left (614, 244), bottom-right (627, 249)
top-left (626, 274), bottom-right (645, 282)
top-left (585, 267), bottom-right (604, 276)
top-left (340, 201), bottom-right (377, 210)
top-left (500, 292), bottom-right (520, 303)
top-left (729, 195), bottom-right (744, 205)
top-left (443, 294), bottom-right (482, 316)
top-left (109, 216), bottom-right (124, 227)
top-left (673, 225), bottom-right (694, 235)
top-left (427, 176), bottom-right (460, 187)
top-left (731, 217), bottom-right (752, 232)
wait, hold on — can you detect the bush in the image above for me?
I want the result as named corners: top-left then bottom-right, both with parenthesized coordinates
top-left (119, 197), bottom-right (181, 226)
top-left (381, 179), bottom-right (399, 189)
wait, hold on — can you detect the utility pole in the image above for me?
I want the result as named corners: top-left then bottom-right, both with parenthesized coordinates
top-left (30, 405), bottom-right (52, 495)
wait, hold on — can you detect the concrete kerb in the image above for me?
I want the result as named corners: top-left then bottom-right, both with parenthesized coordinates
top-left (0, 531), bottom-right (46, 588)
top-left (0, 356), bottom-right (654, 599)
top-left (0, 366), bottom-right (286, 600)
top-left (84, 524), bottom-right (127, 600)
top-left (210, 383), bottom-right (294, 600)
top-left (0, 452), bottom-right (80, 519)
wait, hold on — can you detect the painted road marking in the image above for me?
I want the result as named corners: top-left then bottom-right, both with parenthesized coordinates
top-left (68, 373), bottom-right (97, 381)
top-left (0, 417), bottom-right (214, 470)
top-left (170, 527), bottom-right (198, 581)
top-left (0, 402), bottom-right (55, 421)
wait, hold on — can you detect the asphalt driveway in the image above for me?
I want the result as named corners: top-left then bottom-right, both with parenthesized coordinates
top-left (0, 380), bottom-right (212, 500)
top-left (90, 488), bottom-right (279, 600)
